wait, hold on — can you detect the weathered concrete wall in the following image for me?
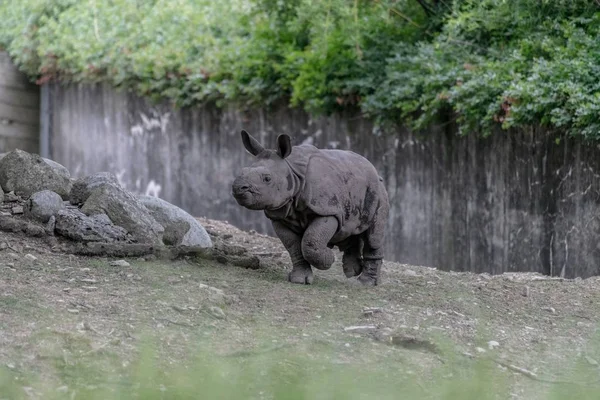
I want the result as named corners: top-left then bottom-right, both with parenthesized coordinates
top-left (44, 83), bottom-right (600, 278)
top-left (0, 52), bottom-right (39, 153)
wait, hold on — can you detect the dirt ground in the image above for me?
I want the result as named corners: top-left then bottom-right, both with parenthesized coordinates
top-left (1, 217), bottom-right (600, 398)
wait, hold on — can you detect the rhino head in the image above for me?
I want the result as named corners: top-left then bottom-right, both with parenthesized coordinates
top-left (232, 130), bottom-right (295, 211)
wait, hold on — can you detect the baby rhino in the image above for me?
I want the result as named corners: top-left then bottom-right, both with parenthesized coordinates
top-left (231, 130), bottom-right (389, 286)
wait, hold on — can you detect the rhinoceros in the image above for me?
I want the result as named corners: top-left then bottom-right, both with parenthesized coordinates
top-left (231, 130), bottom-right (389, 286)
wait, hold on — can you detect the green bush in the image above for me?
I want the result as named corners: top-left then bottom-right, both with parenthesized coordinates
top-left (1, 0), bottom-right (599, 138)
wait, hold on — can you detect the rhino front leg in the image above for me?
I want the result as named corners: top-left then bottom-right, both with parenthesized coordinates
top-left (272, 221), bottom-right (313, 284)
top-left (301, 216), bottom-right (338, 270)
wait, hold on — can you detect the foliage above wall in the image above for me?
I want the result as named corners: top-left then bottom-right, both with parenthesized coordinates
top-left (1, 0), bottom-right (599, 138)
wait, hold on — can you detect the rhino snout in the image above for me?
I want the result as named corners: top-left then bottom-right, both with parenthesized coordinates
top-left (232, 177), bottom-right (251, 196)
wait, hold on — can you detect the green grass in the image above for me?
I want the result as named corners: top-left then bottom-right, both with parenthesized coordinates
top-left (2, 333), bottom-right (599, 400)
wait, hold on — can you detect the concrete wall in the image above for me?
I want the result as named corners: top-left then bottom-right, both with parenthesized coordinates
top-left (0, 52), bottom-right (39, 153)
top-left (44, 83), bottom-right (600, 278)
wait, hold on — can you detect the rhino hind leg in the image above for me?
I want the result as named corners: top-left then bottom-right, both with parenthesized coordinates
top-left (358, 197), bottom-right (389, 286)
top-left (339, 236), bottom-right (364, 278)
top-left (272, 221), bottom-right (313, 284)
top-left (301, 216), bottom-right (338, 270)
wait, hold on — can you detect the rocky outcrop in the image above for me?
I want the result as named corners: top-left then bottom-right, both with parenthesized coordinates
top-left (0, 150), bottom-right (214, 259)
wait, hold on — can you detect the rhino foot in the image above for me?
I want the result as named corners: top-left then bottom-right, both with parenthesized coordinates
top-left (288, 265), bottom-right (314, 285)
top-left (342, 253), bottom-right (363, 278)
top-left (357, 259), bottom-right (382, 286)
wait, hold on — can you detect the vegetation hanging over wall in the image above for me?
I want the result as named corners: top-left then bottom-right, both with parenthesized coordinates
top-left (1, 0), bottom-right (599, 138)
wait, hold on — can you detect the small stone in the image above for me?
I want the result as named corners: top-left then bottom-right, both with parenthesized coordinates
top-left (4, 192), bottom-right (19, 202)
top-left (6, 363), bottom-right (15, 369)
top-left (80, 278), bottom-right (98, 284)
top-left (11, 206), bottom-right (23, 214)
top-left (45, 215), bottom-right (56, 235)
top-left (476, 347), bottom-right (487, 353)
top-left (82, 286), bottom-right (98, 291)
top-left (402, 269), bottom-right (418, 277)
top-left (0, 242), bottom-right (7, 251)
top-left (542, 307), bottom-right (556, 314)
top-left (585, 356), bottom-right (598, 366)
top-left (343, 325), bottom-right (377, 332)
top-left (63, 288), bottom-right (70, 292)
top-left (56, 386), bottom-right (69, 393)
top-left (67, 309), bottom-right (80, 314)
top-left (487, 340), bottom-right (500, 350)
top-left (172, 305), bottom-right (188, 313)
top-left (109, 260), bottom-right (131, 267)
top-left (208, 306), bottom-right (225, 319)
top-left (363, 307), bottom-right (384, 316)
top-left (522, 286), bottom-right (530, 297)
top-left (24, 254), bottom-right (37, 262)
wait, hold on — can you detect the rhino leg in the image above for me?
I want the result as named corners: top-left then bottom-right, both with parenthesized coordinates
top-left (339, 236), bottom-right (364, 278)
top-left (272, 221), bottom-right (313, 284)
top-left (358, 198), bottom-right (388, 286)
top-left (358, 246), bottom-right (382, 286)
top-left (301, 216), bottom-right (338, 270)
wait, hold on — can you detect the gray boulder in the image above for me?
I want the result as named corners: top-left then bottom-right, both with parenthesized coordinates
top-left (81, 183), bottom-right (164, 244)
top-left (55, 208), bottom-right (130, 242)
top-left (70, 172), bottom-right (119, 205)
top-left (0, 150), bottom-right (72, 199)
top-left (25, 190), bottom-right (65, 223)
top-left (138, 195), bottom-right (212, 248)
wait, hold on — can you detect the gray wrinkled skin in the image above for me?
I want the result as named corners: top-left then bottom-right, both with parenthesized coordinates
top-left (232, 130), bottom-right (389, 286)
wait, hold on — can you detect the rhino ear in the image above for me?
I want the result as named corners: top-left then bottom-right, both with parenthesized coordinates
top-left (241, 130), bottom-right (264, 156)
top-left (276, 134), bottom-right (292, 159)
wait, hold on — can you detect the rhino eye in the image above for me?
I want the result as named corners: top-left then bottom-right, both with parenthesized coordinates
top-left (263, 175), bottom-right (272, 183)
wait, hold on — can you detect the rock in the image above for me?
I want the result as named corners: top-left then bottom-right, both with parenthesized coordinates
top-left (585, 355), bottom-right (598, 366)
top-left (343, 325), bottom-right (377, 332)
top-left (11, 206), bottom-right (23, 214)
top-left (0, 242), bottom-right (7, 251)
top-left (24, 254), bottom-right (37, 262)
top-left (25, 190), bottom-right (65, 223)
top-left (198, 283), bottom-right (238, 305)
top-left (389, 335), bottom-right (439, 354)
top-left (70, 172), bottom-right (119, 205)
top-left (3, 191), bottom-right (19, 202)
top-left (487, 340), bottom-right (500, 350)
top-left (82, 183), bottom-right (163, 244)
top-left (45, 215), bottom-right (56, 235)
top-left (542, 306), bottom-right (556, 314)
top-left (109, 259), bottom-right (131, 267)
top-left (55, 209), bottom-right (130, 242)
top-left (208, 306), bottom-right (226, 319)
top-left (25, 224), bottom-right (46, 237)
top-left (0, 150), bottom-right (72, 199)
top-left (363, 307), bottom-right (384, 316)
top-left (0, 215), bottom-right (46, 236)
top-left (138, 195), bottom-right (212, 248)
